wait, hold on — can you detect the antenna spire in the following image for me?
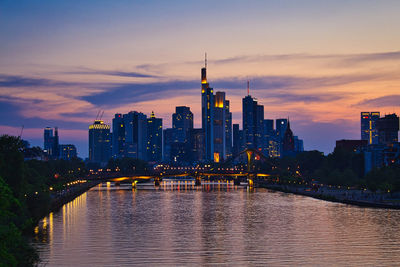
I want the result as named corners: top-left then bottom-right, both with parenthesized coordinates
top-left (247, 80), bottom-right (250, 96)
top-left (205, 52), bottom-right (207, 68)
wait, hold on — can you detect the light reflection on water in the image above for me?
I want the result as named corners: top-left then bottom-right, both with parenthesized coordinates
top-left (33, 180), bottom-right (400, 266)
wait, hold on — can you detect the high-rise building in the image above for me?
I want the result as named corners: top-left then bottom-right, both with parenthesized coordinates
top-left (282, 120), bottom-right (295, 157)
top-left (201, 57), bottom-right (215, 161)
top-left (112, 113), bottom-right (125, 158)
top-left (377, 114), bottom-right (399, 145)
top-left (242, 94), bottom-right (264, 151)
top-left (361, 112), bottom-right (380, 144)
top-left (294, 136), bottom-right (304, 152)
top-left (232, 124), bottom-right (245, 156)
top-left (173, 106), bottom-right (193, 143)
top-left (163, 128), bottom-right (174, 162)
top-left (44, 127), bottom-right (54, 156)
top-left (190, 128), bottom-right (205, 162)
top-left (53, 127), bottom-right (59, 159)
top-left (225, 100), bottom-right (233, 158)
top-left (89, 120), bottom-right (112, 165)
top-left (147, 111), bottom-right (162, 162)
top-left (213, 92), bottom-right (227, 161)
top-left (262, 119), bottom-right (274, 156)
top-left (276, 119), bottom-right (288, 141)
top-left (123, 111), bottom-right (148, 160)
top-left (59, 144), bottom-right (77, 160)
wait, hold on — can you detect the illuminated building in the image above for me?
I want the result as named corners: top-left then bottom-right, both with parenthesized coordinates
top-left (361, 112), bottom-right (380, 144)
top-left (276, 119), bottom-right (288, 141)
top-left (59, 144), bottom-right (77, 160)
top-left (147, 111), bottom-right (162, 162)
top-left (263, 119), bottom-right (277, 157)
top-left (123, 111), bottom-right (148, 160)
top-left (377, 113), bottom-right (399, 145)
top-left (173, 106), bottom-right (193, 143)
top-left (201, 56), bottom-right (215, 161)
top-left (43, 127), bottom-right (54, 156)
top-left (89, 120), bottom-right (111, 165)
top-left (112, 113), bottom-right (125, 158)
top-left (242, 94), bottom-right (263, 151)
top-left (335, 139), bottom-right (368, 152)
top-left (213, 92), bottom-right (227, 160)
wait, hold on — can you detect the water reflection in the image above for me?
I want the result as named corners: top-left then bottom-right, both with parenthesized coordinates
top-left (33, 180), bottom-right (400, 266)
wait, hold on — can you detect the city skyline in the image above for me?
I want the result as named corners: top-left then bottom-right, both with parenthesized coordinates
top-left (1, 1), bottom-right (400, 157)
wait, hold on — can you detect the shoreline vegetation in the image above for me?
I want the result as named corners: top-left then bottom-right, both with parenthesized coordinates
top-left (1, 134), bottom-right (400, 266)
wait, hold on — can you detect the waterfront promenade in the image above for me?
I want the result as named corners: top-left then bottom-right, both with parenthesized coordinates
top-left (258, 181), bottom-right (400, 209)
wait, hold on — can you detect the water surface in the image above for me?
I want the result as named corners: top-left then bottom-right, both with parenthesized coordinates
top-left (33, 180), bottom-right (400, 266)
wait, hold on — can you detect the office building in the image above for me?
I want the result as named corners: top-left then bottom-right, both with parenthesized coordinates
top-left (282, 120), bottom-right (295, 157)
top-left (173, 106), bottom-right (193, 143)
top-left (201, 57), bottom-right (215, 161)
top-left (89, 120), bottom-right (112, 165)
top-left (213, 92), bottom-right (227, 161)
top-left (43, 127), bottom-right (54, 156)
top-left (147, 111), bottom-right (163, 162)
top-left (225, 100), bottom-right (233, 158)
top-left (59, 144), bottom-right (77, 160)
top-left (190, 128), bottom-right (205, 162)
top-left (242, 94), bottom-right (264, 151)
top-left (112, 113), bottom-right (125, 158)
top-left (361, 112), bottom-right (380, 144)
top-left (123, 111), bottom-right (148, 160)
top-left (377, 113), bottom-right (399, 145)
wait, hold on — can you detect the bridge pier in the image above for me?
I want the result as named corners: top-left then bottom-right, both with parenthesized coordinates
top-left (154, 177), bottom-right (161, 186)
top-left (132, 181), bottom-right (137, 189)
top-left (195, 176), bottom-right (201, 186)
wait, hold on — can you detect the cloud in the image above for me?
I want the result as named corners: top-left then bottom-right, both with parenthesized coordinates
top-left (355, 94), bottom-right (400, 107)
top-left (63, 67), bottom-right (158, 78)
top-left (0, 74), bottom-right (76, 87)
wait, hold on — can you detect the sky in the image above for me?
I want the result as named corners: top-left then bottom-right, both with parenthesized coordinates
top-left (1, 0), bottom-right (400, 158)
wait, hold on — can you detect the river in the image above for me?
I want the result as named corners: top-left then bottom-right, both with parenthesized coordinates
top-left (32, 180), bottom-right (400, 266)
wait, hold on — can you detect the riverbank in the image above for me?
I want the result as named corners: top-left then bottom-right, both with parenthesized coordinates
top-left (256, 181), bottom-right (400, 209)
top-left (49, 180), bottom-right (100, 212)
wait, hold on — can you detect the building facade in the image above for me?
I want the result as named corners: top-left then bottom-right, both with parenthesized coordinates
top-left (89, 120), bottom-right (112, 165)
top-left (361, 112), bottom-right (380, 145)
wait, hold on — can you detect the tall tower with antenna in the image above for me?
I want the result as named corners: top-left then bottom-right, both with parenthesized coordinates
top-left (201, 53), bottom-right (215, 161)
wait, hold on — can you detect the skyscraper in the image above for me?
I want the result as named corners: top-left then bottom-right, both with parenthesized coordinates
top-left (147, 111), bottom-right (162, 162)
top-left (361, 112), bottom-right (380, 144)
top-left (53, 127), bottom-right (59, 159)
top-left (112, 113), bottom-right (125, 158)
top-left (225, 100), bottom-right (233, 158)
top-left (89, 120), bottom-right (112, 165)
top-left (173, 106), bottom-right (193, 143)
top-left (123, 111), bottom-right (148, 160)
top-left (213, 91), bottom-right (227, 161)
top-left (282, 120), bottom-right (295, 157)
top-left (232, 124), bottom-right (242, 155)
top-left (242, 92), bottom-right (264, 151)
top-left (43, 127), bottom-right (53, 156)
top-left (377, 113), bottom-right (399, 145)
top-left (201, 56), bottom-right (215, 161)
top-left (276, 119), bottom-right (288, 141)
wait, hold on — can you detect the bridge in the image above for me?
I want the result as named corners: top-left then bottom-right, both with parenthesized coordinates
top-left (88, 149), bottom-right (273, 188)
